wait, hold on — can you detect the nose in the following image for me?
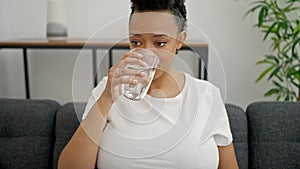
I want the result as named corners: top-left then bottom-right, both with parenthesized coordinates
top-left (143, 41), bottom-right (155, 49)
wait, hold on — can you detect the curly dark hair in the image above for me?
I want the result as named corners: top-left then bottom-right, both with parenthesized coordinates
top-left (130, 0), bottom-right (187, 32)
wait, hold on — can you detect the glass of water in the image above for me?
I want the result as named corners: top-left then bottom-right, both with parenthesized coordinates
top-left (122, 48), bottom-right (160, 101)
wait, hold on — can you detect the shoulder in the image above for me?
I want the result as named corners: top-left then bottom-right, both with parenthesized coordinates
top-left (82, 76), bottom-right (108, 120)
top-left (92, 76), bottom-right (108, 96)
top-left (185, 73), bottom-right (220, 94)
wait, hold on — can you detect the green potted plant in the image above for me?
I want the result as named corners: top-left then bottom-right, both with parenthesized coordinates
top-left (245, 0), bottom-right (300, 101)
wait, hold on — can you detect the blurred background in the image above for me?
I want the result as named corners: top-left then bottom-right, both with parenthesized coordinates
top-left (0, 0), bottom-right (272, 109)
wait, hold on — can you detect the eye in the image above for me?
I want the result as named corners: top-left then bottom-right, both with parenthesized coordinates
top-left (130, 40), bottom-right (142, 47)
top-left (155, 41), bottom-right (167, 47)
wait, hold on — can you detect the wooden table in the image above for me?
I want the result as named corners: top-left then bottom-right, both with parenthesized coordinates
top-left (0, 39), bottom-right (208, 99)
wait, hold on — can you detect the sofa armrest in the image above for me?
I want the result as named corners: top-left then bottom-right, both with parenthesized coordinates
top-left (0, 99), bottom-right (60, 169)
top-left (246, 101), bottom-right (300, 169)
top-left (52, 102), bottom-right (86, 169)
top-left (225, 103), bottom-right (248, 169)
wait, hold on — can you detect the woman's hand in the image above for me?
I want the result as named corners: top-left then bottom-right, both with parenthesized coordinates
top-left (102, 50), bottom-right (148, 102)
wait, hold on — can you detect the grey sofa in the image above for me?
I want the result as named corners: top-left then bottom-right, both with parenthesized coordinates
top-left (0, 98), bottom-right (299, 169)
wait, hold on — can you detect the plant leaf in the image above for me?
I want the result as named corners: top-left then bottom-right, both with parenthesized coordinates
top-left (265, 54), bottom-right (280, 64)
top-left (268, 65), bottom-right (281, 80)
top-left (258, 7), bottom-right (268, 27)
top-left (275, 74), bottom-right (284, 82)
top-left (264, 88), bottom-right (280, 96)
top-left (272, 80), bottom-right (283, 89)
top-left (282, 41), bottom-right (293, 54)
top-left (290, 79), bottom-right (300, 88)
top-left (286, 7), bottom-right (300, 12)
top-left (292, 22), bottom-right (300, 34)
top-left (284, 94), bottom-right (290, 101)
top-left (291, 38), bottom-right (300, 57)
top-left (242, 0), bottom-right (300, 101)
top-left (276, 94), bottom-right (281, 101)
top-left (256, 59), bottom-right (275, 65)
top-left (256, 64), bottom-right (276, 83)
top-left (283, 2), bottom-right (294, 12)
top-left (244, 4), bottom-right (263, 19)
top-left (263, 22), bottom-right (278, 41)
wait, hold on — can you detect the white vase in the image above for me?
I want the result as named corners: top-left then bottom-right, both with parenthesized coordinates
top-left (46, 0), bottom-right (68, 40)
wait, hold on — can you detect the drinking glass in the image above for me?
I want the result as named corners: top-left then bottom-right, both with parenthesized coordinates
top-left (122, 48), bottom-right (160, 101)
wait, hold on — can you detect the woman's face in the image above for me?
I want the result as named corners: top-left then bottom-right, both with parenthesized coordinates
top-left (129, 12), bottom-right (186, 74)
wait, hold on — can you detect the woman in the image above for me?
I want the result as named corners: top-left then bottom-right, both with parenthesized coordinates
top-left (58, 0), bottom-right (239, 168)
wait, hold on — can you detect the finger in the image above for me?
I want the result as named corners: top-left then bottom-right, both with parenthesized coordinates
top-left (111, 85), bottom-right (122, 102)
top-left (119, 57), bottom-right (148, 69)
top-left (115, 69), bottom-right (121, 77)
top-left (115, 68), bottom-right (146, 78)
top-left (131, 76), bottom-right (150, 86)
top-left (120, 52), bottom-right (130, 61)
top-left (120, 51), bottom-right (143, 61)
top-left (129, 51), bottom-right (143, 58)
top-left (112, 74), bottom-right (129, 84)
top-left (108, 66), bottom-right (119, 80)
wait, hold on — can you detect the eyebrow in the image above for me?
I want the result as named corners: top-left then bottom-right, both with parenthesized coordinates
top-left (130, 33), bottom-right (169, 38)
top-left (152, 34), bottom-right (169, 38)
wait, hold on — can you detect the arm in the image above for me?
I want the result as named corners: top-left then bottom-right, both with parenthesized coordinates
top-left (58, 52), bottom-right (145, 169)
top-left (58, 92), bottom-right (112, 169)
top-left (218, 143), bottom-right (239, 169)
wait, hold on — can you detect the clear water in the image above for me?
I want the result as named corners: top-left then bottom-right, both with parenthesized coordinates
top-left (122, 65), bottom-right (156, 101)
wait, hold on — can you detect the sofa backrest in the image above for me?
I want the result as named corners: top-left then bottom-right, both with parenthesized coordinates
top-left (246, 102), bottom-right (300, 169)
top-left (7, 98), bottom-right (298, 169)
top-left (225, 104), bottom-right (248, 169)
top-left (52, 103), bottom-right (249, 169)
top-left (0, 99), bottom-right (59, 169)
top-left (53, 102), bottom-right (86, 169)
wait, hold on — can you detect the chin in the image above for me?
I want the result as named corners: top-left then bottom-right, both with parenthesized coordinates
top-left (153, 69), bottom-right (163, 80)
top-left (153, 68), bottom-right (168, 80)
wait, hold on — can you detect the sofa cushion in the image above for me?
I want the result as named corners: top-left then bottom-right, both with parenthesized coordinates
top-left (246, 101), bottom-right (300, 169)
top-left (0, 99), bottom-right (59, 169)
top-left (53, 102), bottom-right (86, 169)
top-left (225, 104), bottom-right (248, 169)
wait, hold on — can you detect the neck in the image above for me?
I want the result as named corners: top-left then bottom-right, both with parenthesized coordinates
top-left (148, 67), bottom-right (185, 98)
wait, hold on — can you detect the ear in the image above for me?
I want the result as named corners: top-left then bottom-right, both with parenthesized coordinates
top-left (176, 31), bottom-right (187, 50)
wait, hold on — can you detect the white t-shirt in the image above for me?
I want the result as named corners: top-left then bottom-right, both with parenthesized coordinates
top-left (82, 73), bottom-right (233, 169)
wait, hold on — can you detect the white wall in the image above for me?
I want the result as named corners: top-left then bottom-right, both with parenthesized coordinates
top-left (0, 0), bottom-right (272, 109)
